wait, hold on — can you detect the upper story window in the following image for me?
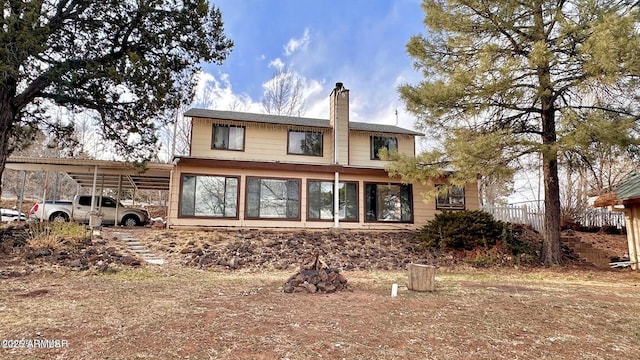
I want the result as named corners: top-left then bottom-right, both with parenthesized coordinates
top-left (436, 185), bottom-right (465, 210)
top-left (371, 136), bottom-right (397, 160)
top-left (212, 124), bottom-right (245, 150)
top-left (288, 130), bottom-right (323, 156)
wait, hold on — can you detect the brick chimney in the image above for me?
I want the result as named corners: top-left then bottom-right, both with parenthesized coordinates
top-left (329, 82), bottom-right (349, 165)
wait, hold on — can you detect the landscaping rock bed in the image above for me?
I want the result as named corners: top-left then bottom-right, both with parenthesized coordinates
top-left (0, 224), bottom-right (141, 277)
top-left (140, 229), bottom-right (434, 271)
top-left (2, 223), bottom-right (622, 276)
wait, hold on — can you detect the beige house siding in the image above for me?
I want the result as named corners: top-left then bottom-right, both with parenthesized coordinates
top-left (191, 118), bottom-right (415, 168)
top-left (189, 117), bottom-right (415, 169)
top-left (168, 162), bottom-right (479, 230)
top-left (190, 118), bottom-right (334, 164)
top-left (465, 183), bottom-right (480, 210)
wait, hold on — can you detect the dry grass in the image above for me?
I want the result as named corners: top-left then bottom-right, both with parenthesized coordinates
top-left (1, 265), bottom-right (639, 359)
top-left (25, 222), bottom-right (87, 251)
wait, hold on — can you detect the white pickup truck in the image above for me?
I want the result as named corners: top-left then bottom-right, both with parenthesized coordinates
top-left (29, 195), bottom-right (150, 227)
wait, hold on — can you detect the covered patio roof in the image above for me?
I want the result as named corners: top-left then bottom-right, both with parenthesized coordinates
top-left (5, 156), bottom-right (173, 191)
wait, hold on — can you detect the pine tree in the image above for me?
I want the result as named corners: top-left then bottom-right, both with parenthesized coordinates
top-left (396, 0), bottom-right (640, 265)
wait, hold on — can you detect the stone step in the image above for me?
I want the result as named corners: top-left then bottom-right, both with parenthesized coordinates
top-left (562, 235), bottom-right (611, 269)
top-left (145, 259), bottom-right (165, 265)
top-left (139, 253), bottom-right (160, 258)
top-left (110, 231), bottom-right (165, 266)
top-left (129, 245), bottom-right (149, 251)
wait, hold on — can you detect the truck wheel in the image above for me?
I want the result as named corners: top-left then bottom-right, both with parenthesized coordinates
top-left (49, 212), bottom-right (70, 222)
top-left (122, 215), bottom-right (140, 227)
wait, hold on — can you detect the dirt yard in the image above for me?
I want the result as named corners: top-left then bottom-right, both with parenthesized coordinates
top-left (1, 264), bottom-right (639, 360)
top-left (0, 226), bottom-right (638, 359)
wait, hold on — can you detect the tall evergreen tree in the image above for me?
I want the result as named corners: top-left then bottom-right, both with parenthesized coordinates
top-left (0, 0), bottom-right (234, 194)
top-left (395, 0), bottom-right (640, 264)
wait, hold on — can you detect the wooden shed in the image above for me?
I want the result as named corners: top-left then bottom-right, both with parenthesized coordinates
top-left (598, 174), bottom-right (640, 270)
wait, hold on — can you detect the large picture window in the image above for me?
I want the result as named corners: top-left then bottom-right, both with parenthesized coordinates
top-left (308, 181), bottom-right (357, 221)
top-left (180, 175), bottom-right (239, 217)
top-left (436, 185), bottom-right (465, 210)
top-left (288, 130), bottom-right (323, 156)
top-left (365, 183), bottom-right (413, 222)
top-left (370, 136), bottom-right (398, 160)
top-left (246, 178), bottom-right (300, 219)
top-left (212, 124), bottom-right (245, 150)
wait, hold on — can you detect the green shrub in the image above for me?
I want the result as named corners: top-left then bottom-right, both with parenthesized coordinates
top-left (417, 210), bottom-right (506, 250)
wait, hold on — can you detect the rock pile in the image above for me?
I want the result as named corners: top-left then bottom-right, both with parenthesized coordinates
top-left (283, 251), bottom-right (349, 294)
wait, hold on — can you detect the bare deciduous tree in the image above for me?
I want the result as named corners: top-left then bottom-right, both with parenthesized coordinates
top-left (261, 67), bottom-right (306, 116)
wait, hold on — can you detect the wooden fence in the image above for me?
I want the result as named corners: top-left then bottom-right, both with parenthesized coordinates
top-left (482, 205), bottom-right (626, 232)
top-left (576, 208), bottom-right (625, 229)
top-left (482, 205), bottom-right (545, 232)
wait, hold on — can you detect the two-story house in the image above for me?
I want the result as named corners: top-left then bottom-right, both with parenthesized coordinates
top-left (166, 82), bottom-right (479, 229)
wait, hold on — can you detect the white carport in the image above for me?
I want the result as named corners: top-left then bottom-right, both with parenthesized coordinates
top-left (5, 156), bottom-right (172, 225)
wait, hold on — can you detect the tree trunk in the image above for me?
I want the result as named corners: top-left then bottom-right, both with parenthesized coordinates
top-left (534, 3), bottom-right (562, 266)
top-left (0, 95), bottom-right (15, 198)
top-left (542, 145), bottom-right (562, 265)
top-left (541, 106), bottom-right (562, 265)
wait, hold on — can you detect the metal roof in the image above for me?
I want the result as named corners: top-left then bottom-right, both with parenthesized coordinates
top-left (615, 173), bottom-right (640, 201)
top-left (184, 108), bottom-right (424, 136)
top-left (5, 156), bottom-right (172, 191)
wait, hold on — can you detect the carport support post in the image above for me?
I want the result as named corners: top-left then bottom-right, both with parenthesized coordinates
top-left (17, 170), bottom-right (25, 217)
top-left (133, 188), bottom-right (137, 207)
top-left (115, 175), bottom-right (122, 226)
top-left (90, 165), bottom-right (98, 212)
top-left (99, 174), bottom-right (105, 212)
top-left (40, 171), bottom-right (49, 222)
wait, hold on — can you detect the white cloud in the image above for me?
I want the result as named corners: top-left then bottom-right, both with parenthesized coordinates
top-left (191, 68), bottom-right (326, 119)
top-left (298, 78), bottom-right (326, 118)
top-left (191, 71), bottom-right (262, 113)
top-left (284, 28), bottom-right (310, 56)
top-left (268, 58), bottom-right (285, 70)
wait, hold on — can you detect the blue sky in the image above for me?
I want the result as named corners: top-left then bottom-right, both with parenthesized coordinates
top-left (193, 0), bottom-right (426, 138)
